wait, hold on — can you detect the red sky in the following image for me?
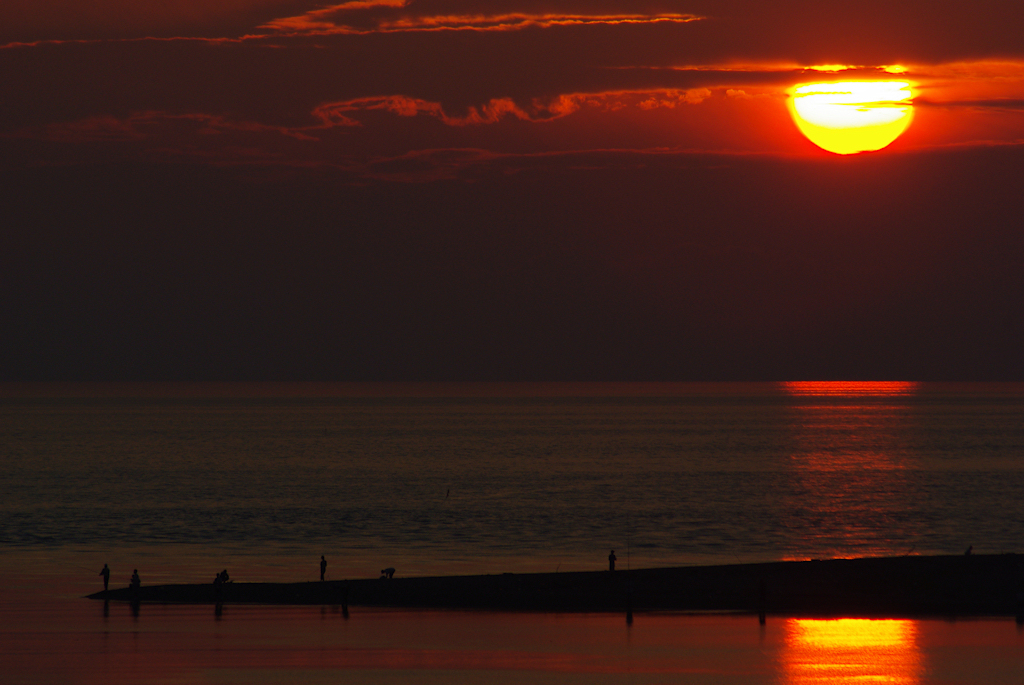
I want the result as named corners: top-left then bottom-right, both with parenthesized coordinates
top-left (2, 1), bottom-right (1023, 381)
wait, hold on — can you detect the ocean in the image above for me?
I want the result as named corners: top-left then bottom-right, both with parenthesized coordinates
top-left (2, 382), bottom-right (1023, 683)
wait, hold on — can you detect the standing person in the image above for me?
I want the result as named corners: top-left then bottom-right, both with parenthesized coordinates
top-left (320, 556), bottom-right (327, 581)
top-left (130, 569), bottom-right (140, 589)
top-left (608, 550), bottom-right (617, 572)
top-left (100, 564), bottom-right (110, 591)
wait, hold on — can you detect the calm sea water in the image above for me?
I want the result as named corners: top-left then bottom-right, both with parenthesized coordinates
top-left (4, 381), bottom-right (1024, 574)
top-left (2, 382), bottom-right (1023, 683)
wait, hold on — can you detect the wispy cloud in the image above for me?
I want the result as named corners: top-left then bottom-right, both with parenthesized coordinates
top-left (0, 35), bottom-right (252, 50)
top-left (312, 88), bottom-right (713, 127)
top-left (261, 1), bottom-right (701, 35)
top-left (915, 98), bottom-right (1024, 113)
top-left (312, 95), bottom-right (532, 126)
top-left (21, 111), bottom-right (318, 144)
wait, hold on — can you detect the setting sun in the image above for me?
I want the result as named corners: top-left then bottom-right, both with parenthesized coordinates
top-left (788, 81), bottom-right (915, 154)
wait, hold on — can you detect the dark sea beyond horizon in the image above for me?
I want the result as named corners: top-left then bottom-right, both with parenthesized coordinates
top-left (3, 381), bottom-right (1023, 683)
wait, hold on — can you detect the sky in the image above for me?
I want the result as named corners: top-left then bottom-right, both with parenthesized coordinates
top-left (3, 0), bottom-right (1024, 382)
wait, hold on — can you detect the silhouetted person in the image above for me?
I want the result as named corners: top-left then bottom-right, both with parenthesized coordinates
top-left (100, 563), bottom-right (110, 591)
top-left (965, 545), bottom-right (973, 556)
top-left (380, 567), bottom-right (395, 579)
top-left (321, 556), bottom-right (327, 581)
top-left (130, 569), bottom-right (140, 589)
top-left (608, 550), bottom-right (617, 572)
top-left (220, 569), bottom-right (229, 583)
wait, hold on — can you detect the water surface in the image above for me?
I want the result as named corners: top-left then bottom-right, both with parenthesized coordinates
top-left (2, 382), bottom-right (1023, 683)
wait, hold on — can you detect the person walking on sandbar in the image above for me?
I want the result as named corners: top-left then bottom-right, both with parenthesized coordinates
top-left (608, 550), bottom-right (617, 572)
top-left (320, 555), bottom-right (327, 581)
top-left (100, 563), bottom-right (110, 591)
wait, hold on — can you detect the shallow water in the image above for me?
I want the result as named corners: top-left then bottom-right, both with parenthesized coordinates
top-left (4, 578), bottom-right (1023, 685)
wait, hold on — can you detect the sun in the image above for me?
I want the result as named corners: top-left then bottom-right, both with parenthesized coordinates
top-left (788, 81), bottom-right (915, 155)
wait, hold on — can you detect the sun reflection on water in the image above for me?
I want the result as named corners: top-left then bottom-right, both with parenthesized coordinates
top-left (783, 618), bottom-right (922, 684)
top-left (782, 381), bottom-right (920, 397)
top-left (779, 381), bottom-right (921, 559)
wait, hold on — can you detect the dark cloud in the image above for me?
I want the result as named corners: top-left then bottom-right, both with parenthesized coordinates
top-left (916, 98), bottom-right (1024, 112)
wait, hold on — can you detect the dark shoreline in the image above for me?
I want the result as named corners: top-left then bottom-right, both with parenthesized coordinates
top-left (88, 554), bottom-right (1024, 618)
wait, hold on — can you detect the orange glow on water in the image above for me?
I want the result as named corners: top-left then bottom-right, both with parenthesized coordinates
top-left (779, 382), bottom-right (919, 559)
top-left (788, 81), bottom-right (915, 154)
top-left (782, 381), bottom-right (919, 397)
top-left (783, 618), bottom-right (922, 684)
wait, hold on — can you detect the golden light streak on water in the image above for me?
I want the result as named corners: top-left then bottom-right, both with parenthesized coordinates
top-left (782, 618), bottom-right (922, 684)
top-left (782, 381), bottom-right (919, 397)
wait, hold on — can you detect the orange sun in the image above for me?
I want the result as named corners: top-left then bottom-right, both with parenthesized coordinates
top-left (788, 81), bottom-right (915, 155)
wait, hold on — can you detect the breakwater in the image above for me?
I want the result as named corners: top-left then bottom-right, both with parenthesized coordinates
top-left (89, 554), bottom-right (1024, 618)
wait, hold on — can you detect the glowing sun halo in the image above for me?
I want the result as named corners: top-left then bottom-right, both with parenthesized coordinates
top-left (788, 81), bottom-right (915, 155)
